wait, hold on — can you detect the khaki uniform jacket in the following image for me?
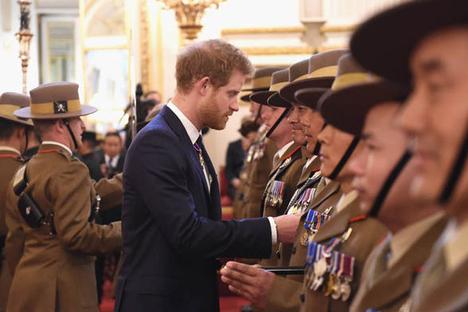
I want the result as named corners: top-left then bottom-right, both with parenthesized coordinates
top-left (301, 196), bottom-right (389, 312)
top-left (5, 144), bottom-right (122, 312)
top-left (350, 212), bottom-right (447, 312)
top-left (410, 220), bottom-right (468, 312)
top-left (264, 179), bottom-right (342, 312)
top-left (260, 144), bottom-right (306, 267)
top-left (412, 259), bottom-right (468, 312)
top-left (0, 149), bottom-right (24, 312)
top-left (233, 130), bottom-right (277, 219)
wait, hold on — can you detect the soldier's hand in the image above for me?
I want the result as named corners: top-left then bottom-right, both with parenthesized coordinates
top-left (220, 261), bottom-right (274, 309)
top-left (274, 214), bottom-right (300, 243)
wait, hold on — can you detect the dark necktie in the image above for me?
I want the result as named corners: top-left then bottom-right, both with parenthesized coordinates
top-left (194, 136), bottom-right (212, 190)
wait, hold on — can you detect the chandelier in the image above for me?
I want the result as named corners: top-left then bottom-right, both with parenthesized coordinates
top-left (157, 0), bottom-right (225, 41)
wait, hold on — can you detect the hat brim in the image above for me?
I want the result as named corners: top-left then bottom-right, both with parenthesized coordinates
top-left (279, 77), bottom-right (335, 103)
top-left (249, 91), bottom-right (275, 105)
top-left (0, 114), bottom-right (33, 126)
top-left (318, 81), bottom-right (409, 135)
top-left (240, 87), bottom-right (270, 102)
top-left (267, 92), bottom-right (291, 108)
top-left (351, 0), bottom-right (468, 84)
top-left (14, 105), bottom-right (97, 120)
top-left (294, 88), bottom-right (328, 110)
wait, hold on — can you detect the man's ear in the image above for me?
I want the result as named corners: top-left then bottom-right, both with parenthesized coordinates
top-left (196, 77), bottom-right (211, 96)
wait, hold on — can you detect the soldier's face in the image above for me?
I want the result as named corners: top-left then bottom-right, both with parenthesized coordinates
top-left (351, 103), bottom-right (416, 218)
top-left (266, 106), bottom-right (292, 143)
top-left (400, 27), bottom-right (468, 212)
top-left (200, 70), bottom-right (245, 130)
top-left (300, 107), bottom-right (324, 155)
top-left (250, 102), bottom-right (263, 123)
top-left (287, 105), bottom-right (307, 145)
top-left (318, 124), bottom-right (358, 179)
top-left (68, 117), bottom-right (85, 148)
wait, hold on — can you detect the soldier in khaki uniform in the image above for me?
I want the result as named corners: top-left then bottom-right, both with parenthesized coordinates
top-left (220, 52), bottom-right (364, 311)
top-left (6, 82), bottom-right (122, 312)
top-left (251, 68), bottom-right (306, 267)
top-left (233, 68), bottom-right (281, 219)
top-left (0, 92), bottom-right (33, 312)
top-left (314, 60), bottom-right (448, 311)
top-left (351, 1), bottom-right (468, 310)
top-left (295, 54), bottom-right (389, 312)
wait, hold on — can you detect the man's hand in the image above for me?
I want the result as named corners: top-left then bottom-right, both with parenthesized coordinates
top-left (274, 214), bottom-right (300, 243)
top-left (220, 261), bottom-right (275, 309)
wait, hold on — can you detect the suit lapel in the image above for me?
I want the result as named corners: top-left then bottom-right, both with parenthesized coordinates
top-left (313, 196), bottom-right (361, 243)
top-left (308, 180), bottom-right (340, 212)
top-left (161, 107), bottom-right (212, 202)
top-left (269, 143), bottom-right (300, 179)
top-left (296, 157), bottom-right (321, 187)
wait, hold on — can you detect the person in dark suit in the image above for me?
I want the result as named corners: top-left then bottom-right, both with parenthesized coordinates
top-left (115, 39), bottom-right (300, 312)
top-left (225, 120), bottom-right (259, 200)
top-left (99, 131), bottom-right (125, 179)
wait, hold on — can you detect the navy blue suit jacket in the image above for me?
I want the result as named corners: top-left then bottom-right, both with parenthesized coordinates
top-left (115, 106), bottom-right (272, 312)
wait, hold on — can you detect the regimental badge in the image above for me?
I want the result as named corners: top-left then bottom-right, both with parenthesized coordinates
top-left (53, 100), bottom-right (68, 113)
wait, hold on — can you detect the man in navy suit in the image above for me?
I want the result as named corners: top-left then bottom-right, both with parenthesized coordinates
top-left (115, 39), bottom-right (300, 312)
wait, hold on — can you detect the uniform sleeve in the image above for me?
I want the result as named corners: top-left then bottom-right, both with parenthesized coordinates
top-left (4, 187), bottom-right (25, 274)
top-left (50, 162), bottom-right (122, 254)
top-left (127, 131), bottom-right (272, 259)
top-left (94, 173), bottom-right (123, 211)
top-left (265, 276), bottom-right (303, 312)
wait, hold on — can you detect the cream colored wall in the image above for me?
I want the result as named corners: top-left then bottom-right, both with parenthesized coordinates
top-left (0, 0), bottom-right (40, 93)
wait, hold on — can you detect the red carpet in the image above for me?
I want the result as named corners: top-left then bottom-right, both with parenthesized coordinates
top-left (99, 281), bottom-right (250, 312)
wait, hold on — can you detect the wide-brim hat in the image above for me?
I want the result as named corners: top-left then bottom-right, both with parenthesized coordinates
top-left (15, 82), bottom-right (96, 119)
top-left (250, 68), bottom-right (290, 107)
top-left (240, 66), bottom-right (285, 101)
top-left (279, 50), bottom-right (348, 103)
top-left (319, 81), bottom-right (409, 135)
top-left (351, 0), bottom-right (468, 84)
top-left (294, 88), bottom-right (328, 111)
top-left (0, 92), bottom-right (33, 126)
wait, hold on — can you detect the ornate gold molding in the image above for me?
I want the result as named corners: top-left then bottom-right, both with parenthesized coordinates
top-left (241, 46), bottom-right (315, 56)
top-left (222, 26), bottom-right (305, 36)
top-left (320, 24), bottom-right (356, 34)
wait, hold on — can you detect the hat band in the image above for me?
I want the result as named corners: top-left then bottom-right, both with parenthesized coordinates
top-left (31, 99), bottom-right (81, 115)
top-left (331, 72), bottom-right (374, 91)
top-left (269, 81), bottom-right (289, 92)
top-left (0, 104), bottom-right (22, 117)
top-left (251, 76), bottom-right (273, 89)
top-left (294, 65), bottom-right (338, 82)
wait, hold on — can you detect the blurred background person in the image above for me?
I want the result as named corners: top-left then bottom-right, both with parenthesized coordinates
top-left (225, 119), bottom-right (259, 201)
top-left (78, 130), bottom-right (103, 181)
top-left (100, 131), bottom-right (125, 179)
